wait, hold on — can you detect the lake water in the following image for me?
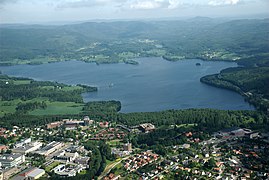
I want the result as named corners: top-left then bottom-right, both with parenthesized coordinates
top-left (0, 57), bottom-right (254, 112)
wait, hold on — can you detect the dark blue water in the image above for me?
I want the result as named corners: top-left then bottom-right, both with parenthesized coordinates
top-left (0, 57), bottom-right (254, 112)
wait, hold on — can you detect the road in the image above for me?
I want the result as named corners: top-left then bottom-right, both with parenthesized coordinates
top-left (98, 156), bottom-right (130, 180)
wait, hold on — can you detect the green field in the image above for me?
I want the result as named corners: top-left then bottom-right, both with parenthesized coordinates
top-left (45, 161), bottom-right (61, 172)
top-left (0, 99), bottom-right (84, 116)
top-left (0, 75), bottom-right (96, 118)
top-left (0, 100), bottom-right (18, 116)
top-left (29, 101), bottom-right (84, 115)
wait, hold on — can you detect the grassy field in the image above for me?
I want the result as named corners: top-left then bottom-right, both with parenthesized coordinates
top-left (45, 161), bottom-right (61, 172)
top-left (0, 100), bottom-right (18, 117)
top-left (39, 85), bottom-right (83, 91)
top-left (0, 76), bottom-right (90, 117)
top-left (107, 139), bottom-right (121, 147)
top-left (0, 98), bottom-right (83, 117)
top-left (29, 101), bottom-right (84, 115)
top-left (13, 80), bottom-right (32, 85)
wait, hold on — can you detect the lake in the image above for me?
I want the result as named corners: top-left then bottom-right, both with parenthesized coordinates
top-left (0, 57), bottom-right (254, 112)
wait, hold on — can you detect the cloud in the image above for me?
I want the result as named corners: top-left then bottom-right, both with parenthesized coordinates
top-left (0, 0), bottom-right (18, 4)
top-left (56, 0), bottom-right (122, 8)
top-left (208, 0), bottom-right (240, 6)
top-left (130, 0), bottom-right (181, 10)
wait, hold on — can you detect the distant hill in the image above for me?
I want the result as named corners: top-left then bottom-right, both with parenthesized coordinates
top-left (0, 18), bottom-right (268, 65)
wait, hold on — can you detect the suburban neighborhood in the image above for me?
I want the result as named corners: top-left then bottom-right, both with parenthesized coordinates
top-left (0, 115), bottom-right (268, 180)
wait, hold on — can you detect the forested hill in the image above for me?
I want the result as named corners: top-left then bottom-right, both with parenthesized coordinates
top-left (0, 18), bottom-right (268, 65)
top-left (201, 64), bottom-right (269, 111)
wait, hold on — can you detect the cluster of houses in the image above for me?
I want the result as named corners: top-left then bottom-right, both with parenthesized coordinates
top-left (112, 142), bottom-right (132, 157)
top-left (90, 128), bottom-right (126, 141)
top-left (124, 151), bottom-right (159, 172)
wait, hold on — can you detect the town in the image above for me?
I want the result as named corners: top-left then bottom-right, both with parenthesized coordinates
top-left (0, 116), bottom-right (268, 180)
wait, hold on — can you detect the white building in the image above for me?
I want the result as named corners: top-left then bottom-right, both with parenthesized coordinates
top-left (35, 141), bottom-right (64, 156)
top-left (12, 141), bottom-right (42, 155)
top-left (53, 164), bottom-right (84, 177)
top-left (0, 154), bottom-right (25, 168)
top-left (14, 138), bottom-right (32, 148)
top-left (54, 151), bottom-right (79, 162)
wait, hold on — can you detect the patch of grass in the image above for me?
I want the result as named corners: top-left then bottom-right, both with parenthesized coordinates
top-left (13, 80), bottom-right (31, 85)
top-left (79, 170), bottom-right (87, 175)
top-left (61, 86), bottom-right (83, 92)
top-left (0, 100), bottom-right (18, 117)
top-left (113, 163), bottom-right (125, 175)
top-left (45, 161), bottom-right (61, 172)
top-left (106, 159), bottom-right (114, 167)
top-left (107, 139), bottom-right (121, 147)
top-left (176, 123), bottom-right (196, 128)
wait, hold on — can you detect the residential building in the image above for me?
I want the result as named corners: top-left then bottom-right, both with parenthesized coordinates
top-left (0, 145), bottom-right (7, 152)
top-left (99, 122), bottom-right (109, 128)
top-left (123, 143), bottom-right (132, 152)
top-left (46, 121), bottom-right (63, 129)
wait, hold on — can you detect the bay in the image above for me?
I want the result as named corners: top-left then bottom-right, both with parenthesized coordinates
top-left (0, 57), bottom-right (254, 112)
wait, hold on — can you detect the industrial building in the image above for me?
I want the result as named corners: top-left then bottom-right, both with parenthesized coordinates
top-left (35, 141), bottom-right (64, 156)
top-left (0, 154), bottom-right (25, 168)
top-left (13, 167), bottom-right (45, 180)
top-left (12, 141), bottom-right (42, 155)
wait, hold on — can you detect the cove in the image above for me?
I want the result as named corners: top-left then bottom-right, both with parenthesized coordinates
top-left (0, 57), bottom-right (254, 112)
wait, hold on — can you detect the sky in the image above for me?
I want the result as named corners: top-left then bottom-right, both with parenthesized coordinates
top-left (0, 0), bottom-right (268, 24)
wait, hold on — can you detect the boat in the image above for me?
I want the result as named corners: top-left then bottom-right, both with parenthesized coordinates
top-left (196, 63), bottom-right (201, 66)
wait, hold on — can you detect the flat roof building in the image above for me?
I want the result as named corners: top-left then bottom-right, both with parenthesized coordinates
top-left (35, 141), bottom-right (64, 156)
top-left (13, 142), bottom-right (42, 155)
top-left (53, 164), bottom-right (84, 177)
top-left (13, 167), bottom-right (45, 180)
top-left (0, 154), bottom-right (25, 168)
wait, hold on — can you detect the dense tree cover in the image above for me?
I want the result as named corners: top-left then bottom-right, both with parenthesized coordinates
top-left (0, 75), bottom-right (96, 102)
top-left (0, 136), bottom-right (8, 145)
top-left (201, 67), bottom-right (269, 111)
top-left (82, 101), bottom-right (121, 113)
top-left (16, 101), bottom-right (47, 112)
top-left (135, 126), bottom-right (209, 149)
top-left (82, 103), bottom-right (267, 132)
top-left (237, 54), bottom-right (269, 67)
top-left (116, 109), bottom-right (268, 131)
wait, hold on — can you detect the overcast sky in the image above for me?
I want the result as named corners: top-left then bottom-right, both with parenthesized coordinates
top-left (0, 0), bottom-right (268, 24)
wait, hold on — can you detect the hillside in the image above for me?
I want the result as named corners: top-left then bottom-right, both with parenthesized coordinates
top-left (0, 18), bottom-right (268, 65)
top-left (201, 66), bottom-right (269, 111)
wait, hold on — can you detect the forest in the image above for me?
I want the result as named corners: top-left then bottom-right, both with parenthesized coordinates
top-left (200, 60), bottom-right (269, 111)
